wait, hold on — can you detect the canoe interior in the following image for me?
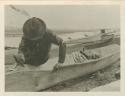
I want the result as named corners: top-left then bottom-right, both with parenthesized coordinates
top-left (5, 44), bottom-right (120, 92)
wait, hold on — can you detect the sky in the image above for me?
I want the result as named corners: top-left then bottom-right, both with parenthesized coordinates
top-left (5, 5), bottom-right (120, 31)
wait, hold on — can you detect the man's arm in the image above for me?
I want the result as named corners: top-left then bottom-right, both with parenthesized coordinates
top-left (47, 31), bottom-right (66, 64)
top-left (58, 41), bottom-right (66, 63)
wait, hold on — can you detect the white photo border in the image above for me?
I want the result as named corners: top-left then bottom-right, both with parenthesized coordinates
top-left (0, 0), bottom-right (125, 96)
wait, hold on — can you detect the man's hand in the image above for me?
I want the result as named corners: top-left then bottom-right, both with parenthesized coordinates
top-left (53, 62), bottom-right (63, 72)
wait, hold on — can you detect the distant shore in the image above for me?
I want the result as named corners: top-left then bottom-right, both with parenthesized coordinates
top-left (5, 28), bottom-right (120, 37)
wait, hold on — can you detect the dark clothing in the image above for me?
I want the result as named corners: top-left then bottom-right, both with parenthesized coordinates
top-left (18, 31), bottom-right (66, 66)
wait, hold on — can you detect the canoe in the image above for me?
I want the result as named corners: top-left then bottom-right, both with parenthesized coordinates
top-left (65, 34), bottom-right (114, 52)
top-left (5, 44), bottom-right (120, 92)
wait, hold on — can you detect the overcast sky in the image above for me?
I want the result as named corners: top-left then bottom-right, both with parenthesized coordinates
top-left (5, 5), bottom-right (120, 31)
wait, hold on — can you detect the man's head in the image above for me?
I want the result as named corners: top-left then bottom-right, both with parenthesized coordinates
top-left (23, 17), bottom-right (46, 40)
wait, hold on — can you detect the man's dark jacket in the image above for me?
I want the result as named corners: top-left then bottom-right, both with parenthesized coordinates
top-left (18, 31), bottom-right (66, 66)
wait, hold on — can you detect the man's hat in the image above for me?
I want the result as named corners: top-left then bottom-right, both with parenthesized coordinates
top-left (23, 17), bottom-right (46, 40)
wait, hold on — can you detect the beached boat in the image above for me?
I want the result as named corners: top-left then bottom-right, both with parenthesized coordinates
top-left (5, 44), bottom-right (120, 92)
top-left (51, 34), bottom-right (114, 57)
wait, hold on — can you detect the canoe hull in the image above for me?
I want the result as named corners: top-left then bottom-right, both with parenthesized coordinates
top-left (5, 44), bottom-right (120, 92)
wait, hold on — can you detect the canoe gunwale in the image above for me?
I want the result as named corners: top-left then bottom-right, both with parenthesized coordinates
top-left (66, 34), bottom-right (113, 45)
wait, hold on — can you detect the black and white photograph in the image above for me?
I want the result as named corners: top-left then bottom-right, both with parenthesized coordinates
top-left (5, 5), bottom-right (120, 92)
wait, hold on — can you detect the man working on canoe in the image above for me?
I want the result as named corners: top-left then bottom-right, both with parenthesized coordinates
top-left (14, 17), bottom-right (66, 71)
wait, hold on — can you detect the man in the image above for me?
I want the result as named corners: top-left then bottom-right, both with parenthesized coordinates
top-left (14, 17), bottom-right (66, 71)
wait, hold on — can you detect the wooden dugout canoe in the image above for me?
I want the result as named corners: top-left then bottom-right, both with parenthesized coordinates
top-left (63, 34), bottom-right (114, 53)
top-left (5, 44), bottom-right (120, 92)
